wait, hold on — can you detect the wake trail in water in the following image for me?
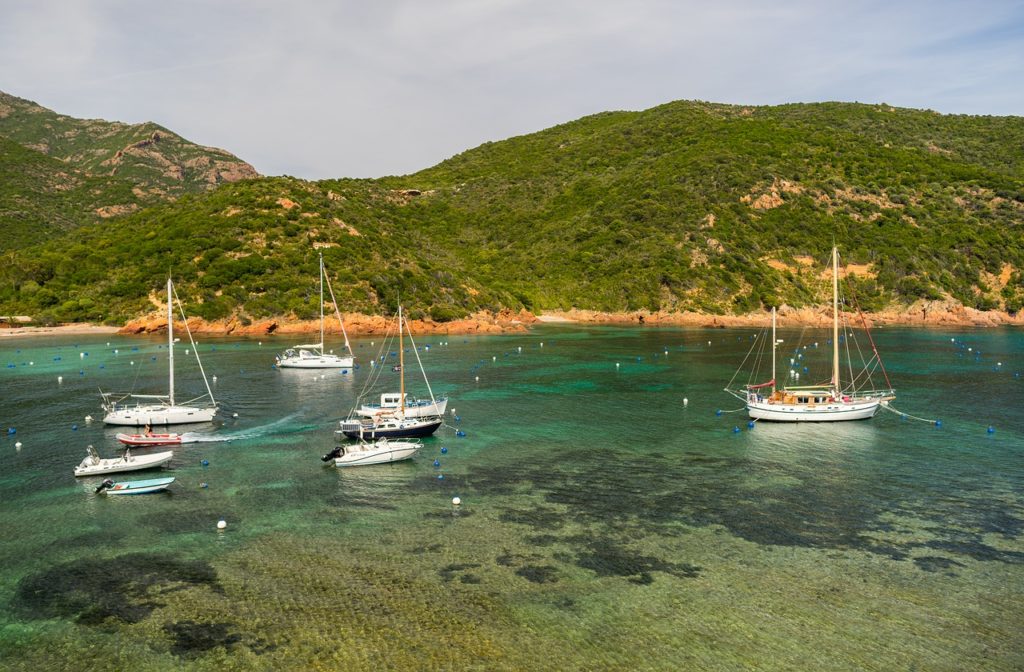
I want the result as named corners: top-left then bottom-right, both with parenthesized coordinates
top-left (180, 412), bottom-right (320, 443)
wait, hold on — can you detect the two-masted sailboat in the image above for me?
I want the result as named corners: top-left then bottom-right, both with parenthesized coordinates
top-left (101, 278), bottom-right (217, 426)
top-left (276, 253), bottom-right (355, 369)
top-left (725, 247), bottom-right (895, 422)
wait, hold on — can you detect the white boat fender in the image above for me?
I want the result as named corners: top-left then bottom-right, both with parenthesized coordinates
top-left (452, 497), bottom-right (461, 507)
top-left (15, 441), bottom-right (22, 449)
top-left (217, 520), bottom-right (227, 530)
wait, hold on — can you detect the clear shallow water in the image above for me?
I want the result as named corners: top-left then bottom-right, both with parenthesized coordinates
top-left (0, 326), bottom-right (1022, 670)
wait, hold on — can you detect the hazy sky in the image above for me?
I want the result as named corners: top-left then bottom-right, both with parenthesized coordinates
top-left (2, 0), bottom-right (1022, 179)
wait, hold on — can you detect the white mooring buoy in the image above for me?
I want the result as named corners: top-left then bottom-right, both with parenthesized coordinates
top-left (217, 520), bottom-right (227, 530)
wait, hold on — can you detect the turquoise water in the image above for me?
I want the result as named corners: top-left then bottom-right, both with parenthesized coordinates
top-left (0, 326), bottom-right (1022, 670)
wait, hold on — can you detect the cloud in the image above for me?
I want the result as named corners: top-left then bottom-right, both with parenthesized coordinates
top-left (1, 0), bottom-right (1021, 179)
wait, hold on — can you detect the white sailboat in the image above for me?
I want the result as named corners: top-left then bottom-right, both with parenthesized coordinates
top-left (100, 278), bottom-right (217, 426)
top-left (339, 304), bottom-right (444, 439)
top-left (725, 246), bottom-right (895, 422)
top-left (276, 253), bottom-right (354, 369)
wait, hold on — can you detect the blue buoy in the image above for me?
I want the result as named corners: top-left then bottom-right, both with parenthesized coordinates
top-left (72, 424), bottom-right (78, 430)
top-left (454, 415), bottom-right (461, 423)
top-left (935, 419), bottom-right (943, 428)
top-left (437, 474), bottom-right (444, 480)
top-left (7, 428), bottom-right (15, 435)
top-left (456, 430), bottom-right (466, 437)
top-left (733, 426), bottom-right (741, 433)
top-left (201, 459), bottom-right (209, 466)
top-left (440, 447), bottom-right (447, 454)
top-left (200, 482), bottom-right (209, 488)
top-left (987, 426), bottom-right (995, 434)
top-left (433, 459), bottom-right (440, 468)
top-left (747, 421), bottom-right (755, 429)
top-left (99, 364), bottom-right (104, 369)
top-left (715, 410), bottom-right (723, 416)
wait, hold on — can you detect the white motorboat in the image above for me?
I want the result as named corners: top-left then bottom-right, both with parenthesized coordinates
top-left (724, 246), bottom-right (895, 422)
top-left (101, 278), bottom-right (217, 426)
top-left (277, 252), bottom-right (355, 369)
top-left (74, 445), bottom-right (173, 477)
top-left (321, 438), bottom-right (420, 467)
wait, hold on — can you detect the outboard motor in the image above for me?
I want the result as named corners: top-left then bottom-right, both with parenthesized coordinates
top-left (321, 446), bottom-right (344, 462)
top-left (95, 478), bottom-right (115, 493)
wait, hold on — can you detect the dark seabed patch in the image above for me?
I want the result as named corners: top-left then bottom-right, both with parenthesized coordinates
top-left (467, 449), bottom-right (1024, 571)
top-left (572, 538), bottom-right (701, 584)
top-left (913, 556), bottom-right (966, 574)
top-left (12, 553), bottom-right (221, 624)
top-left (515, 565), bottom-right (559, 584)
top-left (439, 563), bottom-right (481, 583)
top-left (163, 620), bottom-right (243, 658)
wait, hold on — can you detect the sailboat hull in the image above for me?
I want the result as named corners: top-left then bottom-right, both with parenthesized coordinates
top-left (746, 399), bottom-right (880, 422)
top-left (338, 417), bottom-right (442, 440)
top-left (103, 405), bottom-right (217, 426)
top-left (278, 354), bottom-right (354, 369)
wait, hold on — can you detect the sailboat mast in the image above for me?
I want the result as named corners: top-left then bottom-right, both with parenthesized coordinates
top-left (319, 253), bottom-right (325, 356)
top-left (167, 278), bottom-right (174, 406)
top-left (398, 305), bottom-right (405, 418)
top-left (771, 306), bottom-right (777, 394)
top-left (832, 246), bottom-right (840, 394)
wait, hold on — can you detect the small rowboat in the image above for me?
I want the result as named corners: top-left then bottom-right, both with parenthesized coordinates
top-left (116, 432), bottom-right (182, 447)
top-left (96, 476), bottom-right (175, 495)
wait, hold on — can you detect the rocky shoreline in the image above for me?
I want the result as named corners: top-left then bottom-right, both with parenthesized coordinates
top-left (1, 300), bottom-right (1021, 339)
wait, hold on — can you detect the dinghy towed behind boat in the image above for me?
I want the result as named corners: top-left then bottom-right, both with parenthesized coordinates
top-left (116, 432), bottom-right (182, 447)
top-left (74, 445), bottom-right (174, 477)
top-left (95, 476), bottom-right (175, 495)
top-left (321, 438), bottom-right (420, 467)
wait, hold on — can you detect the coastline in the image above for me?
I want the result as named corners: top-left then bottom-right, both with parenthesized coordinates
top-left (0, 324), bottom-right (120, 338)
top-left (2, 300), bottom-right (1021, 339)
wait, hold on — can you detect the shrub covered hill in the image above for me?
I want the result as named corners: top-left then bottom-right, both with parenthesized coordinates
top-left (1, 100), bottom-right (1022, 326)
top-left (0, 91), bottom-right (258, 251)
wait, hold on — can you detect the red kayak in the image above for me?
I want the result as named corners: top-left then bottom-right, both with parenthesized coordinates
top-left (116, 433), bottom-right (182, 447)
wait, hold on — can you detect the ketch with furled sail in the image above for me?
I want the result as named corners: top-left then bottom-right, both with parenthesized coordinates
top-left (724, 246), bottom-right (895, 422)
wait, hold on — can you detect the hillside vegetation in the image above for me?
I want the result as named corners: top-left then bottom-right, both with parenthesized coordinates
top-left (1, 100), bottom-right (1022, 324)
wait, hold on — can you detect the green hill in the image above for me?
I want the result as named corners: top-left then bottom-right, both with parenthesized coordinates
top-left (1, 100), bottom-right (1022, 324)
top-left (0, 136), bottom-right (143, 251)
top-left (0, 91), bottom-right (258, 199)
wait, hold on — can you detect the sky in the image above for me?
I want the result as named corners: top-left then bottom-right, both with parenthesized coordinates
top-left (2, 0), bottom-right (1022, 179)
